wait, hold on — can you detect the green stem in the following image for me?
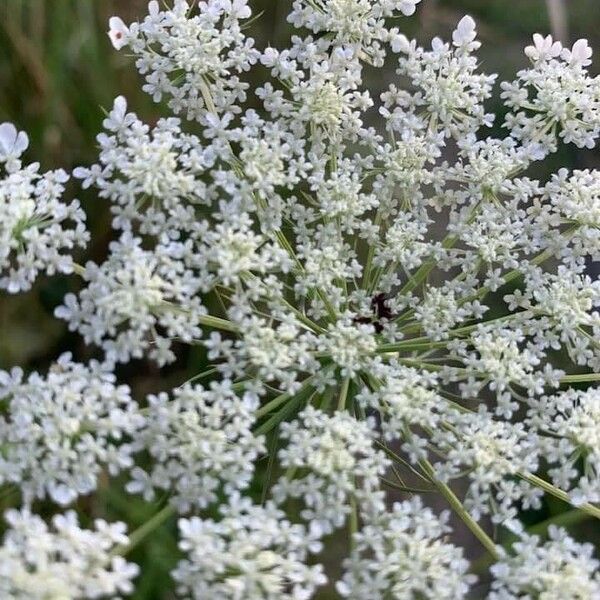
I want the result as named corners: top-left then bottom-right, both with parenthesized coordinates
top-left (337, 376), bottom-right (351, 411)
top-left (255, 372), bottom-right (323, 419)
top-left (519, 473), bottom-right (600, 520)
top-left (376, 339), bottom-right (447, 353)
top-left (198, 314), bottom-right (238, 333)
top-left (349, 494), bottom-right (358, 550)
top-left (527, 508), bottom-right (592, 536)
top-left (72, 262), bottom-right (86, 277)
top-left (560, 373), bottom-right (600, 384)
top-left (199, 76), bottom-right (217, 114)
top-left (380, 478), bottom-right (436, 494)
top-left (114, 504), bottom-right (175, 556)
top-left (254, 391), bottom-right (307, 436)
top-left (362, 211), bottom-right (382, 291)
top-left (420, 459), bottom-right (500, 559)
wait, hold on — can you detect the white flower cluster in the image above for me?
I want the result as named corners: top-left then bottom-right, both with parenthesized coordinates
top-left (288, 0), bottom-right (421, 64)
top-left (388, 16), bottom-right (496, 139)
top-left (173, 496), bottom-right (326, 599)
top-left (490, 526), bottom-right (600, 599)
top-left (337, 498), bottom-right (475, 599)
top-left (74, 97), bottom-right (212, 237)
top-left (503, 35), bottom-right (599, 151)
top-left (127, 381), bottom-right (265, 512)
top-left (432, 409), bottom-right (543, 523)
top-left (0, 509), bottom-right (138, 599)
top-left (109, 0), bottom-right (259, 120)
top-left (0, 354), bottom-right (143, 505)
top-left (451, 327), bottom-right (565, 399)
top-left (0, 122), bottom-right (88, 293)
top-left (506, 267), bottom-right (600, 368)
top-left (56, 233), bottom-right (207, 365)
top-left (273, 407), bottom-right (389, 532)
top-left (529, 387), bottom-right (600, 506)
top-left (1, 0), bottom-right (600, 596)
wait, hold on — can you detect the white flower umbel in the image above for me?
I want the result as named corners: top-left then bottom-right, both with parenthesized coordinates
top-left (0, 123), bottom-right (88, 293)
top-left (273, 407), bottom-right (389, 532)
top-left (111, 0), bottom-right (259, 120)
top-left (55, 232), bottom-right (207, 365)
top-left (489, 526), bottom-right (600, 599)
top-left (0, 509), bottom-right (139, 599)
top-left (2, 0), bottom-right (600, 597)
top-left (502, 37), bottom-right (600, 152)
top-left (528, 387), bottom-right (600, 506)
top-left (127, 381), bottom-right (265, 512)
top-left (173, 496), bottom-right (326, 599)
top-left (288, 0), bottom-right (422, 65)
top-left (0, 354), bottom-right (143, 505)
top-left (74, 97), bottom-right (213, 237)
top-left (336, 498), bottom-right (475, 599)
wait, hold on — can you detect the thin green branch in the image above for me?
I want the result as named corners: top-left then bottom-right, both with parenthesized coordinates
top-left (560, 373), bottom-right (600, 384)
top-left (113, 504), bottom-right (175, 556)
top-left (420, 459), bottom-right (500, 559)
top-left (337, 376), bottom-right (351, 411)
top-left (519, 473), bottom-right (600, 521)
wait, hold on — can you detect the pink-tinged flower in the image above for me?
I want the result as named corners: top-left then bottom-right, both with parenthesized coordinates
top-left (524, 33), bottom-right (562, 62)
top-left (562, 38), bottom-right (593, 67)
top-left (108, 16), bottom-right (129, 50)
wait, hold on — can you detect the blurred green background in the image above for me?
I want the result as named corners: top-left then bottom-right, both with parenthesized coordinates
top-left (0, 1), bottom-right (599, 598)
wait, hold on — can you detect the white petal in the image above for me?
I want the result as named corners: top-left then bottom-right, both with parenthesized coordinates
top-left (0, 122), bottom-right (28, 158)
top-left (108, 16), bottom-right (129, 50)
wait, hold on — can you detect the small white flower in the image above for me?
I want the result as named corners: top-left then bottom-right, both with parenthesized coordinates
top-left (525, 33), bottom-right (562, 62)
top-left (148, 0), bottom-right (160, 17)
top-left (397, 0), bottom-right (421, 16)
top-left (108, 16), bottom-right (129, 50)
top-left (562, 38), bottom-right (593, 67)
top-left (452, 15), bottom-right (478, 50)
top-left (0, 122), bottom-right (29, 168)
top-left (221, 0), bottom-right (252, 19)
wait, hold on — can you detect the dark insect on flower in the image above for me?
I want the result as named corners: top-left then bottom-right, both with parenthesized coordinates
top-left (353, 293), bottom-right (396, 333)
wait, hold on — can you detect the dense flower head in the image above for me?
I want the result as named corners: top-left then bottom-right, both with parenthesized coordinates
top-left (489, 527), bottom-right (600, 599)
top-left (502, 36), bottom-right (600, 151)
top-left (0, 509), bottom-right (139, 599)
top-left (127, 381), bottom-right (265, 512)
top-left (109, 0), bottom-right (259, 120)
top-left (74, 97), bottom-right (213, 237)
top-left (55, 232), bottom-right (207, 365)
top-left (0, 123), bottom-right (88, 293)
top-left (0, 354), bottom-right (143, 505)
top-left (273, 407), bottom-right (389, 532)
top-left (173, 496), bottom-right (326, 599)
top-left (336, 498), bottom-right (476, 599)
top-left (528, 387), bottom-right (600, 506)
top-left (1, 0), bottom-right (600, 596)
top-left (388, 16), bottom-right (496, 139)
